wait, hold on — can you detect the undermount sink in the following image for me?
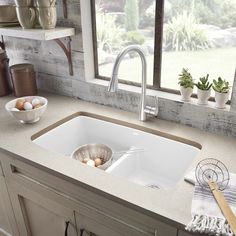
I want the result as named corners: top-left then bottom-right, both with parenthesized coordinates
top-left (33, 113), bottom-right (201, 189)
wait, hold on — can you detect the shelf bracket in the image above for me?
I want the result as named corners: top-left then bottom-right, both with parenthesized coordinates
top-left (54, 36), bottom-right (73, 76)
top-left (63, 0), bottom-right (68, 19)
top-left (0, 36), bottom-right (5, 50)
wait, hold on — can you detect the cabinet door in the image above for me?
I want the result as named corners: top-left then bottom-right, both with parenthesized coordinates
top-left (76, 212), bottom-right (121, 236)
top-left (75, 208), bottom-right (166, 236)
top-left (8, 185), bottom-right (77, 236)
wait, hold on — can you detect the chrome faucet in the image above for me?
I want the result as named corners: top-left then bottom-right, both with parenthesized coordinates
top-left (108, 45), bottom-right (158, 121)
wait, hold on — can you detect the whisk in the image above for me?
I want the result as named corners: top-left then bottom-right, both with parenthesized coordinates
top-left (195, 158), bottom-right (236, 235)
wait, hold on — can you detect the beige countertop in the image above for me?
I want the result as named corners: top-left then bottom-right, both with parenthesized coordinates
top-left (1, 92), bottom-right (236, 229)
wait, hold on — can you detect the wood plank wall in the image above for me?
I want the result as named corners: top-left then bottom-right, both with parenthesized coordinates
top-left (2, 0), bottom-right (84, 97)
top-left (2, 0), bottom-right (236, 138)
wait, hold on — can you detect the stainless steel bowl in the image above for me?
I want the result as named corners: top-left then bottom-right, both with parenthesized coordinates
top-left (0, 5), bottom-right (18, 23)
top-left (71, 143), bottom-right (113, 170)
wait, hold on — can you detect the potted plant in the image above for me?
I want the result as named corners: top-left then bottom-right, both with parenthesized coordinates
top-left (178, 68), bottom-right (194, 102)
top-left (212, 77), bottom-right (230, 109)
top-left (195, 74), bottom-right (212, 105)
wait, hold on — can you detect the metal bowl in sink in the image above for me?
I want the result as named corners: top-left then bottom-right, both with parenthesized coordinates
top-left (71, 143), bottom-right (113, 170)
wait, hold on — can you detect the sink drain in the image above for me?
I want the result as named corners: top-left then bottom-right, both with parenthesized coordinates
top-left (146, 184), bottom-right (160, 189)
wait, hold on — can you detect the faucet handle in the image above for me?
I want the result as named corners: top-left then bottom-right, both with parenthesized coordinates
top-left (144, 96), bottom-right (159, 117)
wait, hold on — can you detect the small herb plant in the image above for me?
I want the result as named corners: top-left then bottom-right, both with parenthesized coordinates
top-left (212, 77), bottom-right (230, 93)
top-left (195, 74), bottom-right (212, 91)
top-left (178, 68), bottom-right (194, 88)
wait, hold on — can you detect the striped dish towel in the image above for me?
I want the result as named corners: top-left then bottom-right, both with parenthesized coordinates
top-left (185, 171), bottom-right (236, 236)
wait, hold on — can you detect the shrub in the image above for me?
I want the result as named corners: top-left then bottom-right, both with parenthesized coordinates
top-left (139, 0), bottom-right (155, 28)
top-left (164, 11), bottom-right (212, 51)
top-left (124, 0), bottom-right (139, 31)
top-left (126, 31), bottom-right (145, 45)
top-left (168, 0), bottom-right (236, 29)
top-left (96, 11), bottom-right (123, 52)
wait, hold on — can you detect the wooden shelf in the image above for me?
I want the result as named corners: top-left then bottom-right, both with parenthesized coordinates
top-left (0, 27), bottom-right (75, 41)
top-left (0, 27), bottom-right (75, 75)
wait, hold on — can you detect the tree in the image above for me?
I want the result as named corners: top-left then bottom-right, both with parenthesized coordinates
top-left (124, 0), bottom-right (139, 31)
top-left (139, 0), bottom-right (154, 18)
top-left (102, 0), bottom-right (125, 12)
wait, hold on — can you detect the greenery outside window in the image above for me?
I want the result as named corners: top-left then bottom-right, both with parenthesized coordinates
top-left (92, 0), bottom-right (236, 94)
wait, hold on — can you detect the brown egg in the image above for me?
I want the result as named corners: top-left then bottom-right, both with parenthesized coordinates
top-left (33, 104), bottom-right (42, 109)
top-left (15, 99), bottom-right (25, 110)
top-left (94, 158), bottom-right (102, 167)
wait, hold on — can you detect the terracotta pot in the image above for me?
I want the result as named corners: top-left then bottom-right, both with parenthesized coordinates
top-left (215, 91), bottom-right (229, 109)
top-left (180, 86), bottom-right (193, 102)
top-left (197, 89), bottom-right (211, 105)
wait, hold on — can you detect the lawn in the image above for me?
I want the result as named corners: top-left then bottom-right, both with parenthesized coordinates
top-left (99, 47), bottom-right (236, 89)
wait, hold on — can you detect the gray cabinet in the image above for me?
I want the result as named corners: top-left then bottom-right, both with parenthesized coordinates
top-left (2, 166), bottom-right (77, 236)
top-left (0, 151), bottom-right (178, 236)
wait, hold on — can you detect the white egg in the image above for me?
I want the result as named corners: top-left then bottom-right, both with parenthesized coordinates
top-left (23, 102), bottom-right (33, 110)
top-left (86, 160), bottom-right (95, 167)
top-left (32, 98), bottom-right (41, 107)
top-left (82, 157), bottom-right (90, 164)
top-left (11, 108), bottom-right (19, 112)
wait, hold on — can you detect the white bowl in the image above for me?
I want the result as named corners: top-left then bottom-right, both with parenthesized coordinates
top-left (5, 96), bottom-right (48, 124)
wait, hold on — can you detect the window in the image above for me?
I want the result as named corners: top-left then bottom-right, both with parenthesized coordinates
top-left (92, 0), bottom-right (236, 93)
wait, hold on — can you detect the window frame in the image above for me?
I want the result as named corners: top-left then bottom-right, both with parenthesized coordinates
top-left (90, 0), bottom-right (231, 102)
top-left (91, 0), bottom-right (174, 92)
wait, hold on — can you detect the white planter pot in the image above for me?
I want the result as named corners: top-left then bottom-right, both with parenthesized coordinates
top-left (197, 89), bottom-right (211, 105)
top-left (180, 86), bottom-right (193, 102)
top-left (215, 91), bottom-right (229, 109)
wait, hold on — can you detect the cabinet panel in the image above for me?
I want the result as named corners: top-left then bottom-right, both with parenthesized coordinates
top-left (76, 213), bottom-right (121, 236)
top-left (21, 197), bottom-right (76, 236)
top-left (75, 205), bottom-right (176, 236)
top-left (7, 184), bottom-right (77, 236)
top-left (76, 211), bottom-right (177, 236)
top-left (75, 205), bottom-right (154, 236)
top-left (0, 176), bottom-right (19, 236)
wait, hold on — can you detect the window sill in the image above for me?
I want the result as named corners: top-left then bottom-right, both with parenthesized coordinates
top-left (88, 78), bottom-right (231, 112)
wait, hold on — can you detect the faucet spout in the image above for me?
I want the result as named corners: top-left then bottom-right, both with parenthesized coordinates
top-left (107, 45), bottom-right (158, 121)
top-left (108, 74), bottom-right (118, 92)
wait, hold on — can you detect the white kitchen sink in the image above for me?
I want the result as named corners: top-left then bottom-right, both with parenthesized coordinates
top-left (33, 113), bottom-right (201, 188)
